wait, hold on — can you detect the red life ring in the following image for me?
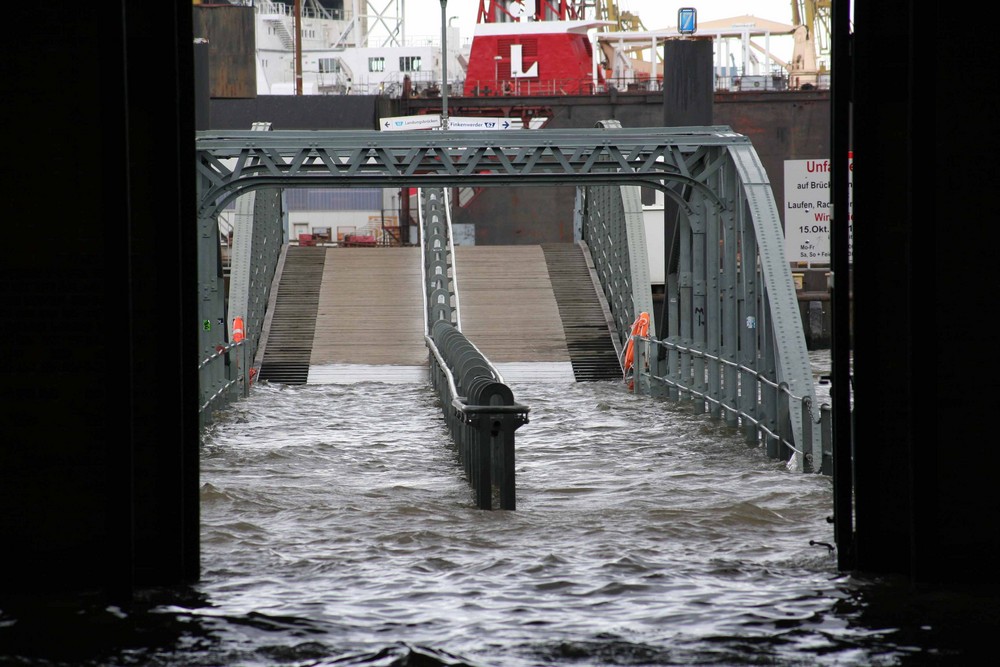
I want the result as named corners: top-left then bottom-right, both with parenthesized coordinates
top-left (622, 311), bottom-right (650, 388)
top-left (232, 316), bottom-right (245, 343)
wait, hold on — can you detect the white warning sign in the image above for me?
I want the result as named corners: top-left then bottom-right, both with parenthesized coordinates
top-left (783, 154), bottom-right (853, 264)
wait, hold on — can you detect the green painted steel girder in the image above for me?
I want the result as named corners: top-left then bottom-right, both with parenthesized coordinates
top-left (194, 123), bottom-right (821, 472)
top-left (195, 126), bottom-right (749, 219)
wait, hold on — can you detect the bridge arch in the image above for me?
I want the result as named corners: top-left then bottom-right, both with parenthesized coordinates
top-left (195, 125), bottom-right (822, 472)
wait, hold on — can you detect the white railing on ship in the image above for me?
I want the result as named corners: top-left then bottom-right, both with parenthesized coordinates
top-left (255, 1), bottom-right (348, 21)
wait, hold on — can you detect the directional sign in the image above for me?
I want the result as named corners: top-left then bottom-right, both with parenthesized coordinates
top-left (448, 116), bottom-right (514, 131)
top-left (678, 7), bottom-right (697, 34)
top-left (379, 114), bottom-right (442, 131)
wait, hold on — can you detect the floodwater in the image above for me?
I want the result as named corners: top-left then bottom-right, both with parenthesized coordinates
top-left (1, 352), bottom-right (993, 665)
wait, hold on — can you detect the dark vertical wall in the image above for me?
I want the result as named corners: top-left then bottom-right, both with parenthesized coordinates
top-left (662, 40), bottom-right (713, 126)
top-left (122, 2), bottom-right (201, 588)
top-left (851, 2), bottom-right (998, 584)
top-left (851, 0), bottom-right (922, 578)
top-left (657, 40), bottom-right (714, 340)
top-left (0, 2), bottom-right (199, 598)
top-left (1, 4), bottom-right (123, 595)
top-left (193, 4), bottom-right (256, 98)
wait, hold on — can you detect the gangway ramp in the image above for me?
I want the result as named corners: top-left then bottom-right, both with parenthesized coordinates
top-left (453, 245), bottom-right (619, 383)
top-left (309, 247), bottom-right (426, 383)
top-left (256, 246), bottom-right (427, 384)
top-left (257, 244), bottom-right (621, 385)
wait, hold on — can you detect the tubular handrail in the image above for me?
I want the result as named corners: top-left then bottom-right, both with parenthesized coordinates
top-left (442, 187), bottom-right (463, 331)
top-left (640, 335), bottom-right (825, 417)
top-left (425, 334), bottom-right (462, 402)
top-left (417, 187), bottom-right (431, 336)
top-left (425, 319), bottom-right (527, 510)
top-left (198, 339), bottom-right (244, 371)
top-left (629, 333), bottom-right (835, 469)
top-left (425, 334), bottom-right (528, 416)
top-left (200, 378), bottom-right (240, 413)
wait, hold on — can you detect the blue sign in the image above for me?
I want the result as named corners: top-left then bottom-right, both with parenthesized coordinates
top-left (678, 7), bottom-right (697, 34)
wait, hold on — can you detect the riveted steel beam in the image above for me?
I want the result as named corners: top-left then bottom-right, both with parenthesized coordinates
top-left (194, 123), bottom-right (821, 472)
top-left (195, 126), bottom-right (750, 219)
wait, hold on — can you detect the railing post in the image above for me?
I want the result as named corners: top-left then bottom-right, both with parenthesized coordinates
top-left (776, 383), bottom-right (793, 465)
top-left (821, 405), bottom-right (834, 476)
top-left (798, 395), bottom-right (813, 473)
top-left (647, 341), bottom-right (665, 398)
top-left (633, 337), bottom-right (646, 395)
top-left (427, 324), bottom-right (527, 510)
top-left (667, 271), bottom-right (680, 401)
top-left (494, 415), bottom-right (516, 510)
top-left (473, 416), bottom-right (491, 509)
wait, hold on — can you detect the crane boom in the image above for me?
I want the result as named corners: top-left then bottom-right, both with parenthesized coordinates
top-left (789, 0), bottom-right (832, 88)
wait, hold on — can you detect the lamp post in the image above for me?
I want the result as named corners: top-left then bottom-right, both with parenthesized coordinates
top-left (440, 0), bottom-right (448, 129)
top-left (494, 55), bottom-right (502, 93)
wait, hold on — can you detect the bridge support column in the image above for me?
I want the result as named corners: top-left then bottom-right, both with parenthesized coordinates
top-left (739, 227), bottom-right (759, 445)
top-left (197, 212), bottom-right (232, 422)
top-left (690, 200), bottom-right (707, 414)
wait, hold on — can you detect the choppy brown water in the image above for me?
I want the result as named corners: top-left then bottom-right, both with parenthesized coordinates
top-left (1, 352), bottom-right (992, 665)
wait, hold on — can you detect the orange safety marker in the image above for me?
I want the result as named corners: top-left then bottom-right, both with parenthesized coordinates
top-left (232, 316), bottom-right (245, 343)
top-left (622, 311), bottom-right (650, 390)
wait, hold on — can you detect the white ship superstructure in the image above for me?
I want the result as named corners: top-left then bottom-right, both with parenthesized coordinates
top-left (254, 0), bottom-right (462, 96)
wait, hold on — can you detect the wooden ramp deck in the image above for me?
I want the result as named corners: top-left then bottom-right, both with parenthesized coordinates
top-left (454, 245), bottom-right (576, 383)
top-left (307, 247), bottom-right (427, 383)
top-left (256, 244), bottom-right (620, 385)
top-left (256, 246), bottom-right (327, 384)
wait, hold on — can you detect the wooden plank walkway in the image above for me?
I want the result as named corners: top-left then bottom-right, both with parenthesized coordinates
top-left (541, 243), bottom-right (623, 381)
top-left (258, 244), bottom-right (617, 385)
top-left (307, 247), bottom-right (427, 383)
top-left (256, 246), bottom-right (327, 384)
top-left (454, 245), bottom-right (575, 382)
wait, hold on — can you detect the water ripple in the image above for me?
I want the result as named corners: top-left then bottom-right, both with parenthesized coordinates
top-left (3, 359), bottom-right (988, 666)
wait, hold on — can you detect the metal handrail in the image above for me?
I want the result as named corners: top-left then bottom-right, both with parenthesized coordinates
top-left (198, 339), bottom-right (244, 371)
top-left (198, 340), bottom-right (246, 414)
top-left (631, 334), bottom-right (844, 469)
top-left (425, 334), bottom-right (462, 403)
top-left (642, 335), bottom-right (826, 418)
top-left (442, 187), bottom-right (462, 331)
top-left (425, 331), bottom-right (527, 511)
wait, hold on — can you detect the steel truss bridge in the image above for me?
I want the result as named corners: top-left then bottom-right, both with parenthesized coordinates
top-left (195, 124), bottom-right (824, 480)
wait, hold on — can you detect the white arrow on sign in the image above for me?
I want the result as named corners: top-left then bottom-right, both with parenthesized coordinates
top-left (448, 116), bottom-right (515, 131)
top-left (379, 114), bottom-right (442, 131)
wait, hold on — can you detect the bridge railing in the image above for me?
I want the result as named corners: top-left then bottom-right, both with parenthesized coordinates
top-left (198, 338), bottom-right (247, 417)
top-left (418, 186), bottom-right (528, 509)
top-left (426, 320), bottom-right (528, 510)
top-left (578, 123), bottom-right (823, 472)
top-left (631, 335), bottom-right (832, 472)
top-left (198, 123), bottom-right (282, 424)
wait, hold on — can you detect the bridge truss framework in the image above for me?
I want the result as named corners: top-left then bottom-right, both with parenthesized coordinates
top-left (195, 125), bottom-right (822, 472)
